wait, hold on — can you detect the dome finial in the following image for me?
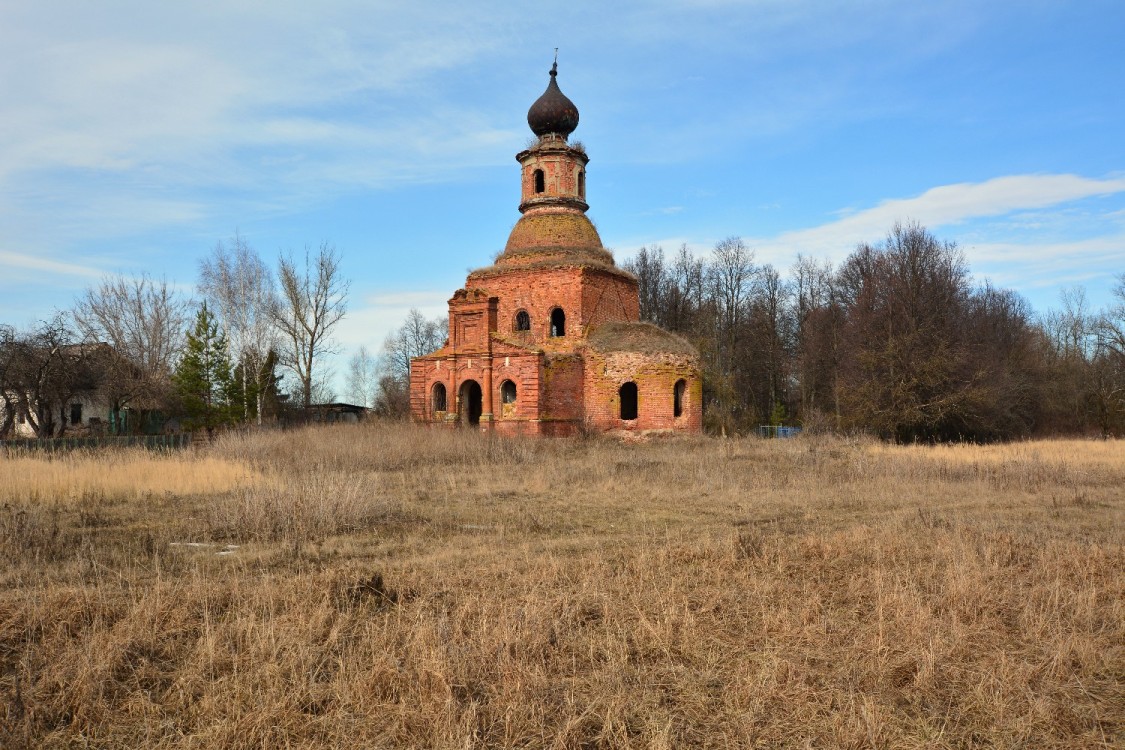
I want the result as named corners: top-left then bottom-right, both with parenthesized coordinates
top-left (527, 53), bottom-right (579, 138)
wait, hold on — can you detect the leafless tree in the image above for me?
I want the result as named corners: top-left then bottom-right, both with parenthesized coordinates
top-left (1091, 274), bottom-right (1125, 435)
top-left (72, 274), bottom-right (189, 425)
top-left (198, 232), bottom-right (279, 423)
top-left (271, 242), bottom-right (350, 408)
top-left (344, 345), bottom-right (377, 408)
top-left (0, 316), bottom-right (105, 438)
top-left (376, 308), bottom-right (447, 417)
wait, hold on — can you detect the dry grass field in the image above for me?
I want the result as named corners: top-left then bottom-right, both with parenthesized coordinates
top-left (1, 425), bottom-right (1121, 749)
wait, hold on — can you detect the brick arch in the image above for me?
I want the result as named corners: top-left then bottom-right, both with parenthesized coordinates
top-left (431, 382), bottom-right (447, 414)
top-left (550, 307), bottom-right (566, 337)
top-left (458, 380), bottom-right (482, 427)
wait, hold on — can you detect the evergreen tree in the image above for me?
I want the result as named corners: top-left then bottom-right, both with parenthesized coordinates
top-left (173, 303), bottom-right (236, 434)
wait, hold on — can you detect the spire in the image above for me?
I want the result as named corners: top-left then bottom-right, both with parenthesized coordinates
top-left (527, 57), bottom-right (579, 138)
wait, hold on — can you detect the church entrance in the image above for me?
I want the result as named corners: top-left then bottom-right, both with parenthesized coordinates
top-left (459, 380), bottom-right (483, 427)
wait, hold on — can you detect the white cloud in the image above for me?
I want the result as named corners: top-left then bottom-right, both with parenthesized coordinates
top-left (750, 174), bottom-right (1125, 267)
top-left (331, 289), bottom-right (449, 353)
top-left (0, 250), bottom-right (105, 280)
top-left (966, 233), bottom-right (1125, 289)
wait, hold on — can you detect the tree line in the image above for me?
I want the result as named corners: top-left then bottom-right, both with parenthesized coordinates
top-left (621, 222), bottom-right (1125, 440)
top-left (6, 221), bottom-right (1122, 441)
top-left (0, 235), bottom-right (349, 438)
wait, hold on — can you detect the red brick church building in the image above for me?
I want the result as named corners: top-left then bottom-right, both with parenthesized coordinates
top-left (410, 63), bottom-right (702, 435)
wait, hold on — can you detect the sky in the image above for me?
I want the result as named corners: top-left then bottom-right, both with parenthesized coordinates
top-left (2, 0), bottom-right (1123, 393)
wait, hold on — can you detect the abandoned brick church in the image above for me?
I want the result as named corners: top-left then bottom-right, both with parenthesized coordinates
top-left (409, 64), bottom-right (702, 435)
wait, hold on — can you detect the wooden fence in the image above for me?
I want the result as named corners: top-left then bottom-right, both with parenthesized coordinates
top-left (0, 433), bottom-right (194, 454)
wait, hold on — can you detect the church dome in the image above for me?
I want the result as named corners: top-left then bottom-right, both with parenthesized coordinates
top-left (527, 63), bottom-right (579, 138)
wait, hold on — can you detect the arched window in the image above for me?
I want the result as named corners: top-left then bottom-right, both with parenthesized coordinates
top-left (578, 170), bottom-right (585, 199)
top-left (534, 169), bottom-right (545, 194)
top-left (550, 308), bottom-right (566, 337)
top-left (500, 379), bottom-right (517, 418)
top-left (619, 382), bottom-right (638, 420)
top-left (514, 310), bottom-right (531, 331)
top-left (431, 382), bottom-right (447, 414)
top-left (673, 379), bottom-right (686, 418)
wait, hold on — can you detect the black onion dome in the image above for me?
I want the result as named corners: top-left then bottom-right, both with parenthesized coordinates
top-left (527, 63), bottom-right (579, 137)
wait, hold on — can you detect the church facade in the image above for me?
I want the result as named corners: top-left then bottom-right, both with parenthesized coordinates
top-left (409, 64), bottom-right (702, 435)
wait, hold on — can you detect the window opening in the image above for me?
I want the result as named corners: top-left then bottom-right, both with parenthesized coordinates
top-left (673, 379), bottom-right (686, 418)
top-left (431, 382), bottom-right (447, 414)
top-left (534, 169), bottom-right (545, 194)
top-left (550, 308), bottom-right (566, 337)
top-left (70, 403), bottom-right (83, 425)
top-left (500, 379), bottom-right (517, 418)
top-left (578, 170), bottom-right (585, 199)
top-left (619, 382), bottom-right (638, 420)
top-left (515, 310), bottom-right (531, 331)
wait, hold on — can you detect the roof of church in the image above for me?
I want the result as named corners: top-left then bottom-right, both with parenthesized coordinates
top-left (527, 62), bottom-right (579, 138)
top-left (586, 321), bottom-right (698, 356)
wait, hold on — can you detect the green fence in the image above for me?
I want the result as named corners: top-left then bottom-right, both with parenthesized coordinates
top-left (0, 433), bottom-right (194, 454)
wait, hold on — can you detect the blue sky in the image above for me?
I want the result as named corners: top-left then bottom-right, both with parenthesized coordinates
top-left (2, 1), bottom-right (1123, 387)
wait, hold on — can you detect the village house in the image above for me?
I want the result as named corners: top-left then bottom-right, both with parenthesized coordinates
top-left (0, 342), bottom-right (115, 439)
top-left (410, 63), bottom-right (702, 435)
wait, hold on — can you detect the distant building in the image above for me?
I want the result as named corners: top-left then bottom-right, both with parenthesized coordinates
top-left (1, 342), bottom-right (114, 438)
top-left (285, 402), bottom-right (368, 427)
top-left (410, 63), bottom-right (702, 435)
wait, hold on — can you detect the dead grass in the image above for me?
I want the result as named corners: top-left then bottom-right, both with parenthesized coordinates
top-left (0, 450), bottom-right (262, 505)
top-left (0, 425), bottom-right (1121, 748)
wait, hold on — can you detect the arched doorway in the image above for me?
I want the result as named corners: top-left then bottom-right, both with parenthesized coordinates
top-left (458, 380), bottom-right (482, 427)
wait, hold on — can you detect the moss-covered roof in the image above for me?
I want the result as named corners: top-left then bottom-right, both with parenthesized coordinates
top-left (498, 212), bottom-right (604, 260)
top-left (585, 321), bottom-right (698, 356)
top-left (469, 252), bottom-right (634, 281)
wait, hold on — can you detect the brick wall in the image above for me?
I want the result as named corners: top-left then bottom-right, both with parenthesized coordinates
top-left (470, 267), bottom-right (639, 346)
top-left (582, 350), bottom-right (703, 432)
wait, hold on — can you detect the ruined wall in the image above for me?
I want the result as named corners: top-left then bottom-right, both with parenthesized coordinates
top-left (491, 351), bottom-right (543, 424)
top-left (582, 350), bottom-right (703, 432)
top-left (411, 348), bottom-right (547, 431)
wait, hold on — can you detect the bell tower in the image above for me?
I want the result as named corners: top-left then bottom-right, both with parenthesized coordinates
top-left (494, 62), bottom-right (608, 270)
top-left (517, 62), bottom-right (589, 214)
top-left (409, 58), bottom-right (702, 436)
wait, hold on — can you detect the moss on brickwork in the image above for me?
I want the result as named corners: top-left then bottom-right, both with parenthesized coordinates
top-left (586, 322), bottom-right (698, 356)
top-left (502, 213), bottom-right (603, 254)
top-left (470, 255), bottom-right (631, 280)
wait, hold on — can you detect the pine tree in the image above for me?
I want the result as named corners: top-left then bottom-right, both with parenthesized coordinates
top-left (173, 303), bottom-right (236, 434)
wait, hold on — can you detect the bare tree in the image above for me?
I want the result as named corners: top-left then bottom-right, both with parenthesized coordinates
top-left (0, 316), bottom-right (105, 438)
top-left (1091, 274), bottom-right (1125, 435)
top-left (72, 274), bottom-right (189, 427)
top-left (198, 232), bottom-right (279, 424)
top-left (622, 245), bottom-right (668, 325)
top-left (272, 242), bottom-right (349, 407)
top-left (0, 325), bottom-right (16, 436)
top-left (344, 345), bottom-right (377, 408)
top-left (376, 308), bottom-right (447, 417)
